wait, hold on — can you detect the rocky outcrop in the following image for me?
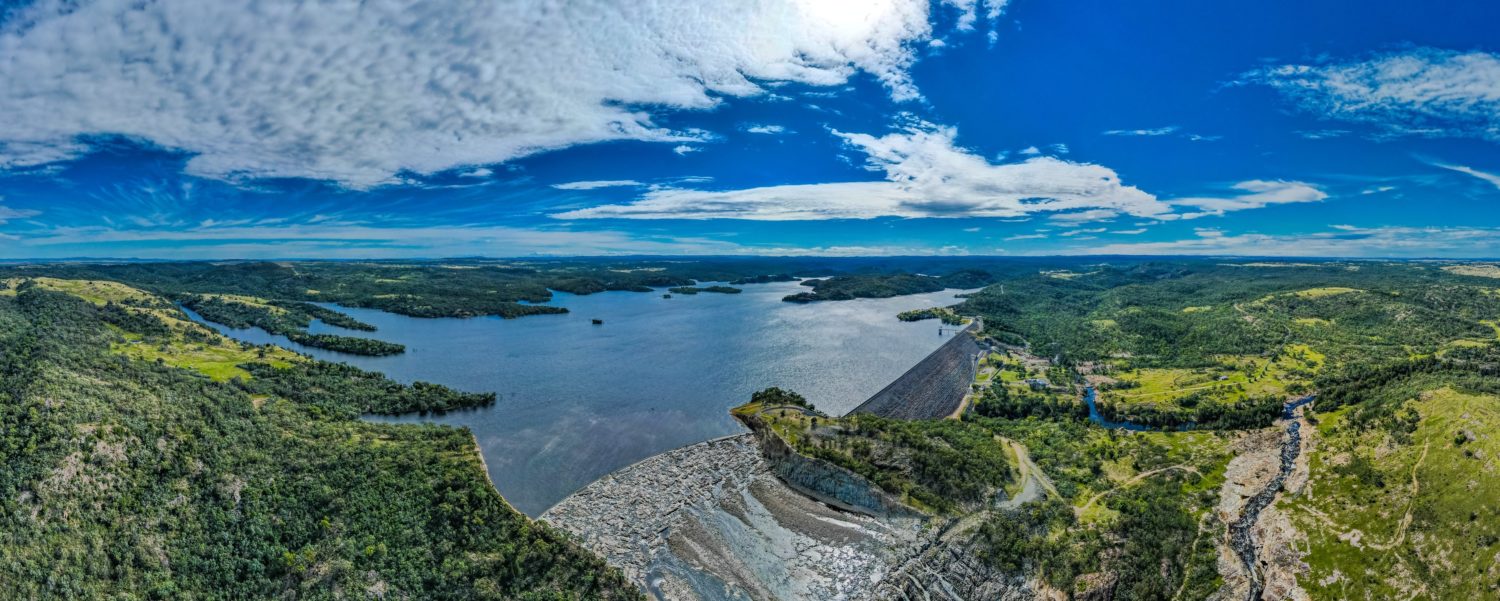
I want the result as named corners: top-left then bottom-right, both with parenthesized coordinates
top-left (741, 413), bottom-right (920, 519)
top-left (869, 520), bottom-right (1039, 601)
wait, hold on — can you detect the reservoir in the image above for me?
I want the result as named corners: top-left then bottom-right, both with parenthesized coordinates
top-left (189, 280), bottom-right (970, 515)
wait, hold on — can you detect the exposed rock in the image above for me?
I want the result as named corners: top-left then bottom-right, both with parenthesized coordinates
top-left (542, 434), bottom-right (932, 600)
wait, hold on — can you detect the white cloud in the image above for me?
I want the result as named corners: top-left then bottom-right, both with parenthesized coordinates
top-left (1004, 233), bottom-right (1047, 241)
top-left (745, 124), bottom-right (788, 135)
top-left (1168, 180), bottom-right (1328, 216)
top-left (1427, 161), bottom-right (1500, 190)
top-left (1017, 146), bottom-right (1042, 156)
top-left (672, 145), bottom-right (701, 156)
top-left (459, 168), bottom-right (494, 178)
top-left (1059, 228), bottom-right (1106, 237)
top-left (2, 222), bottom-right (753, 259)
top-left (1047, 209), bottom-right (1119, 224)
top-left (0, 0), bottom-right (991, 187)
top-left (1360, 185), bottom-right (1396, 195)
top-left (962, 227), bottom-right (981, 232)
top-left (1246, 48), bottom-right (1500, 142)
top-left (552, 180), bottom-right (645, 190)
top-left (555, 122), bottom-right (1174, 221)
top-left (1055, 225), bottom-right (1500, 258)
top-left (1297, 129), bottom-right (1350, 140)
top-left (0, 203), bottom-right (41, 224)
top-left (1111, 228), bottom-right (1147, 235)
top-left (1103, 126), bottom-right (1179, 137)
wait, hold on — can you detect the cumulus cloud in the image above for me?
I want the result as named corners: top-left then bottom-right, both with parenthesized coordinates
top-left (0, 0), bottom-right (992, 187)
top-left (1169, 180), bottom-right (1327, 217)
top-left (1056, 225), bottom-right (1500, 258)
top-left (555, 122), bottom-right (1174, 221)
top-left (745, 124), bottom-right (788, 135)
top-left (1245, 48), bottom-right (1500, 142)
top-left (552, 180), bottom-right (645, 191)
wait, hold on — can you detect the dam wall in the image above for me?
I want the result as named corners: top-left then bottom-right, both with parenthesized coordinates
top-left (847, 320), bottom-right (983, 420)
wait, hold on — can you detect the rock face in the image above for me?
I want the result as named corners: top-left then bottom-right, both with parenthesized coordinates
top-left (746, 415), bottom-right (920, 519)
top-left (541, 434), bottom-right (931, 600)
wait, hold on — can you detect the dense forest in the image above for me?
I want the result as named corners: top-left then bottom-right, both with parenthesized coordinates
top-left (0, 283), bottom-right (639, 600)
top-left (783, 270), bottom-right (994, 302)
top-left (1, 257), bottom-right (1053, 319)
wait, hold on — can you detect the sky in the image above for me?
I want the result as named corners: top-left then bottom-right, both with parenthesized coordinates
top-left (0, 0), bottom-right (1498, 259)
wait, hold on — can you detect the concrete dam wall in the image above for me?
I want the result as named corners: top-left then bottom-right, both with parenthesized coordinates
top-left (846, 321), bottom-right (983, 420)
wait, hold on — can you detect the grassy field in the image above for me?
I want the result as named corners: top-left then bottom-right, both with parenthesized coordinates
top-left (1289, 388), bottom-right (1500, 599)
top-left (112, 336), bottom-right (297, 381)
top-left (1099, 344), bottom-right (1320, 412)
top-left (13, 277), bottom-right (305, 381)
top-left (1442, 264), bottom-right (1500, 279)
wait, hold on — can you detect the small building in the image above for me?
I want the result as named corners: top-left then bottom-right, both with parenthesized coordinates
top-left (1024, 378), bottom-right (1049, 391)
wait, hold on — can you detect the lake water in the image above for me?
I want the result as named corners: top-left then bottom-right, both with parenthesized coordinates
top-left (189, 280), bottom-right (972, 515)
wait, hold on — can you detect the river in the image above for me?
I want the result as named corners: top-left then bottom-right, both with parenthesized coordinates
top-left (186, 280), bottom-right (973, 515)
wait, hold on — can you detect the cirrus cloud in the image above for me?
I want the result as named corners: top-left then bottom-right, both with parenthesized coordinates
top-left (1244, 48), bottom-right (1500, 142)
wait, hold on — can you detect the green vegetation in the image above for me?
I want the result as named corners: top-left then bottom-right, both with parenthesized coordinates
top-left (0, 282), bottom-right (638, 600)
top-left (783, 271), bottom-right (991, 302)
top-left (1288, 344), bottom-right (1500, 599)
top-left (738, 394), bottom-right (1012, 514)
top-left (740, 386), bottom-right (1231, 597)
top-left (284, 332), bottom-right (405, 356)
top-left (896, 306), bottom-right (964, 325)
top-left (666, 285), bottom-right (742, 295)
top-left (728, 274), bottom-right (796, 285)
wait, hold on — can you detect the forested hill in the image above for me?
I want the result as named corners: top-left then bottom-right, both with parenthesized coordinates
top-left (0, 283), bottom-right (640, 599)
top-left (0, 257), bottom-right (1039, 319)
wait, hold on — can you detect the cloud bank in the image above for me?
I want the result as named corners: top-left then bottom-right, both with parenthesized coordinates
top-left (1058, 225), bottom-right (1500, 258)
top-left (556, 122), bottom-right (1174, 221)
top-left (0, 0), bottom-right (997, 187)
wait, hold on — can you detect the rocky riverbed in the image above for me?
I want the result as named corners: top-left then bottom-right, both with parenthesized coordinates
top-left (1214, 405), bottom-right (1313, 601)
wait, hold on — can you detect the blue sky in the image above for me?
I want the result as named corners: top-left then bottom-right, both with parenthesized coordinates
top-left (0, 0), bottom-right (1497, 259)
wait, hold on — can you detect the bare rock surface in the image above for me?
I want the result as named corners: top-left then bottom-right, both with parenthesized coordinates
top-left (542, 434), bottom-right (933, 600)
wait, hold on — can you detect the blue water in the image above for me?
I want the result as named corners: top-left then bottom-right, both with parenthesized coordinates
top-left (188, 280), bottom-right (973, 515)
top-left (1083, 387), bottom-right (1151, 431)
